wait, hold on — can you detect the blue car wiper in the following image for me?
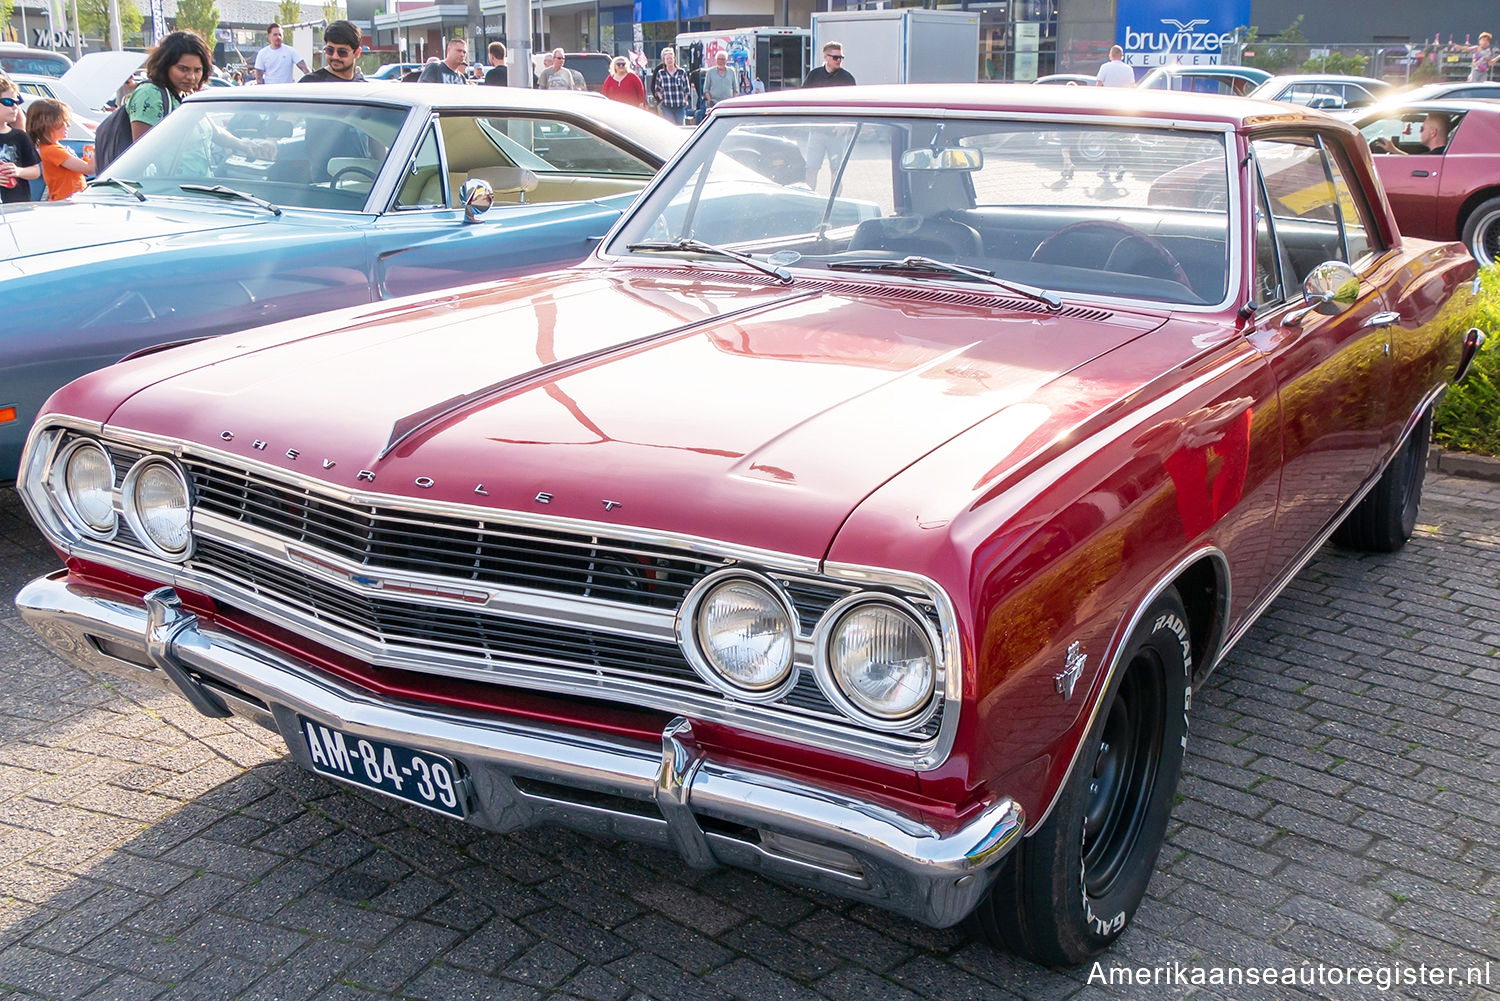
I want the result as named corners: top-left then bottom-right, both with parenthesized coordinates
top-left (89, 176), bottom-right (146, 201)
top-left (180, 184), bottom-right (282, 216)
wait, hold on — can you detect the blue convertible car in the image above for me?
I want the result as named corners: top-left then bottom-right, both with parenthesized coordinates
top-left (0, 83), bottom-right (686, 478)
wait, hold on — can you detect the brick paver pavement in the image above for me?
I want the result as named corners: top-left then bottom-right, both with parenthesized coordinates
top-left (1, 476), bottom-right (1496, 1001)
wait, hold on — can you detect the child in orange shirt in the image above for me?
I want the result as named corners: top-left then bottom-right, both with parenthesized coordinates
top-left (26, 99), bottom-right (93, 201)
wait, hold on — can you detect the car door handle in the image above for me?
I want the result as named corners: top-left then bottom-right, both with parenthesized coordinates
top-left (1411, 169), bottom-right (1430, 177)
top-left (1362, 311), bottom-right (1401, 328)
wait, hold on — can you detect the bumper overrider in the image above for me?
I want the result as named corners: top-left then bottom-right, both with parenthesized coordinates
top-left (17, 571), bottom-right (1025, 928)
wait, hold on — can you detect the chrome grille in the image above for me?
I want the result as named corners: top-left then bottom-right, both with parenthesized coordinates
top-left (185, 457), bottom-right (718, 610)
top-left (55, 431), bottom-right (952, 759)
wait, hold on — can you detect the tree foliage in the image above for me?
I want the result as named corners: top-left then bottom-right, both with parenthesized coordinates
top-left (174, 0), bottom-right (219, 43)
top-left (321, 0), bottom-right (342, 24)
top-left (1238, 16), bottom-right (1306, 74)
top-left (78, 0), bottom-right (143, 47)
top-left (277, 0), bottom-right (302, 25)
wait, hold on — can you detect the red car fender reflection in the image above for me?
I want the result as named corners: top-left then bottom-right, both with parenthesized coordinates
top-left (1160, 402), bottom-right (1254, 538)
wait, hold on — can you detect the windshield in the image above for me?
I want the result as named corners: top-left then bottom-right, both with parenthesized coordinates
top-left (99, 100), bottom-right (408, 211)
top-left (607, 116), bottom-right (1232, 306)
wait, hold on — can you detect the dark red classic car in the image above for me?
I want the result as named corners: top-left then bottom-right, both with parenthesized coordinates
top-left (15, 86), bottom-right (1488, 965)
top-left (1356, 99), bottom-right (1500, 267)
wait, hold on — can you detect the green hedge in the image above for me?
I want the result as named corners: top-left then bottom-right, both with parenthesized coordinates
top-left (1433, 264), bottom-right (1500, 456)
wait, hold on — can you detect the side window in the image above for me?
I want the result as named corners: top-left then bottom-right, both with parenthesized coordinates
top-left (1251, 136), bottom-right (1378, 286)
top-left (1322, 149), bottom-right (1378, 264)
top-left (394, 125), bottom-right (444, 209)
top-left (469, 116), bottom-right (655, 175)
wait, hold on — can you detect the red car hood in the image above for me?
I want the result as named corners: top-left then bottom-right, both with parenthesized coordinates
top-left (101, 269), bottom-right (1166, 558)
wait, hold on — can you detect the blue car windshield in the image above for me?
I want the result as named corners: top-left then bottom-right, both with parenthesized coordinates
top-left (98, 100), bottom-right (408, 211)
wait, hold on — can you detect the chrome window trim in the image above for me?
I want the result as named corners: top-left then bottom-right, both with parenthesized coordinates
top-left (20, 416), bottom-right (962, 771)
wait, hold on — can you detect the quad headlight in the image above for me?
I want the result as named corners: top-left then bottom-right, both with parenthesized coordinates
top-left (816, 596), bottom-right (937, 725)
top-left (53, 439), bottom-right (117, 537)
top-left (678, 571), bottom-right (796, 699)
top-left (121, 457), bottom-right (193, 560)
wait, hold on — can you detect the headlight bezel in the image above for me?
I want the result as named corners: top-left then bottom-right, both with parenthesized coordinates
top-left (677, 568), bottom-right (799, 702)
top-left (50, 437), bottom-right (118, 539)
top-left (813, 593), bottom-right (941, 731)
top-left (121, 455), bottom-right (194, 562)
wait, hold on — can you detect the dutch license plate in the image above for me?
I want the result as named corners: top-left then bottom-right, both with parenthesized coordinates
top-left (298, 716), bottom-right (466, 818)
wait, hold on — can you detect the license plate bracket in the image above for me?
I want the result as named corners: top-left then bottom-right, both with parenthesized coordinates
top-left (297, 716), bottom-right (467, 818)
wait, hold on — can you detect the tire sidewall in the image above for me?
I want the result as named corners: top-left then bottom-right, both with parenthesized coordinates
top-left (1461, 197), bottom-right (1500, 268)
top-left (1041, 592), bottom-right (1192, 960)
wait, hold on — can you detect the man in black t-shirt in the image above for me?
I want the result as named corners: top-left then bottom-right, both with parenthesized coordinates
top-left (484, 42), bottom-right (509, 86)
top-left (300, 21), bottom-right (366, 82)
top-left (801, 41), bottom-right (855, 88)
top-left (801, 43), bottom-right (855, 187)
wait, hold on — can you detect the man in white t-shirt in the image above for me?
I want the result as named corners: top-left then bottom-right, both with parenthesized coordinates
top-left (255, 23), bottom-right (310, 84)
top-left (1096, 45), bottom-right (1135, 87)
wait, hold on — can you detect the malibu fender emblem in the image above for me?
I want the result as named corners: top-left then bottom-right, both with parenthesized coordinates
top-left (1055, 642), bottom-right (1086, 700)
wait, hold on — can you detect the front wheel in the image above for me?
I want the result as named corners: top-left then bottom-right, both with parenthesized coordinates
top-left (1461, 196), bottom-right (1500, 268)
top-left (972, 589), bottom-right (1191, 965)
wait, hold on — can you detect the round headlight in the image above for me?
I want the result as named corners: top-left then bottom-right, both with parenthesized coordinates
top-left (823, 600), bottom-right (936, 721)
top-left (123, 458), bottom-right (192, 559)
top-left (58, 440), bottom-right (117, 535)
top-left (687, 576), bottom-right (795, 695)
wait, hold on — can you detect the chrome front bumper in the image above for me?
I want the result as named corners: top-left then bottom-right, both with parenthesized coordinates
top-left (16, 571), bottom-right (1024, 928)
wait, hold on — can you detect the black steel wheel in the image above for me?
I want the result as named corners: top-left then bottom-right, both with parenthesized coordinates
top-left (973, 588), bottom-right (1191, 965)
top-left (1333, 407), bottom-right (1431, 553)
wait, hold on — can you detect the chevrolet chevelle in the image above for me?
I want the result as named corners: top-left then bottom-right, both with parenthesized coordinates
top-left (15, 87), bottom-right (1488, 963)
top-left (0, 83), bottom-right (685, 479)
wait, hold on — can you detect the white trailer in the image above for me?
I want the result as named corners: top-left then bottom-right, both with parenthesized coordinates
top-left (672, 27), bottom-right (812, 92)
top-left (810, 9), bottom-right (980, 86)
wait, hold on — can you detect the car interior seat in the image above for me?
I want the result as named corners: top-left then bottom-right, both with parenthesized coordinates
top-left (846, 215), bottom-right (984, 258)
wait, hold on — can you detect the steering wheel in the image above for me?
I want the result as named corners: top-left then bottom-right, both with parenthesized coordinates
top-left (1031, 220), bottom-right (1191, 289)
top-left (331, 164), bottom-right (377, 189)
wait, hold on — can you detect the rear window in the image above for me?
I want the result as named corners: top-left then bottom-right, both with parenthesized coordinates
top-left (0, 52), bottom-right (71, 77)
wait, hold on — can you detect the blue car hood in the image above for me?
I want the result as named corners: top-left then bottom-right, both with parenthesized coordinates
top-left (0, 195), bottom-right (265, 261)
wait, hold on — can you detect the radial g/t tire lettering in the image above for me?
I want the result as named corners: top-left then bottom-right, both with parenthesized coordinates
top-left (972, 588), bottom-right (1191, 965)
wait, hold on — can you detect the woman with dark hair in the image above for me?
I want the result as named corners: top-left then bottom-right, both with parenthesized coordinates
top-left (126, 30), bottom-right (212, 142)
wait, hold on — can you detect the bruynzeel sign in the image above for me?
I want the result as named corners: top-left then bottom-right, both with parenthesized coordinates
top-left (1117, 0), bottom-right (1250, 67)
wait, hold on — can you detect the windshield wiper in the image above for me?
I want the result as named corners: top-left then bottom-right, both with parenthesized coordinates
top-left (89, 176), bottom-right (146, 201)
top-left (828, 255), bottom-right (1061, 310)
top-left (626, 238), bottom-right (792, 284)
top-left (179, 184), bottom-right (282, 216)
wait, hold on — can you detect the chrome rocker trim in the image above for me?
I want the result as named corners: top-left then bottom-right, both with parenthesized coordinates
top-left (17, 571), bottom-right (1024, 929)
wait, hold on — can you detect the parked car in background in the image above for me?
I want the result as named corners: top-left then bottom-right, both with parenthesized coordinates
top-left (14, 85), bottom-right (1484, 967)
top-left (369, 62), bottom-right (424, 81)
top-left (1136, 64), bottom-right (1271, 95)
top-left (1032, 73), bottom-right (1097, 86)
top-left (1355, 99), bottom-right (1500, 265)
top-left (0, 82), bottom-right (685, 479)
top-left (1249, 73), bottom-right (1394, 110)
top-left (1394, 80), bottom-right (1500, 103)
top-left (529, 52), bottom-right (613, 90)
top-left (0, 43), bottom-right (71, 77)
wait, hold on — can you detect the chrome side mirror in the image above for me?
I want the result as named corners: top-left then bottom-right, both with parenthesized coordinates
top-left (461, 178), bottom-right (494, 223)
top-left (1286, 260), bottom-right (1359, 325)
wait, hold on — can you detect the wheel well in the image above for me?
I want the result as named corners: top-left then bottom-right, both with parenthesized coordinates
top-left (1173, 556), bottom-right (1227, 681)
top-left (1457, 186), bottom-right (1500, 234)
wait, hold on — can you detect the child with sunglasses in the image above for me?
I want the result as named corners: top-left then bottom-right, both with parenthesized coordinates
top-left (27, 99), bottom-right (93, 201)
top-left (0, 76), bottom-right (41, 202)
